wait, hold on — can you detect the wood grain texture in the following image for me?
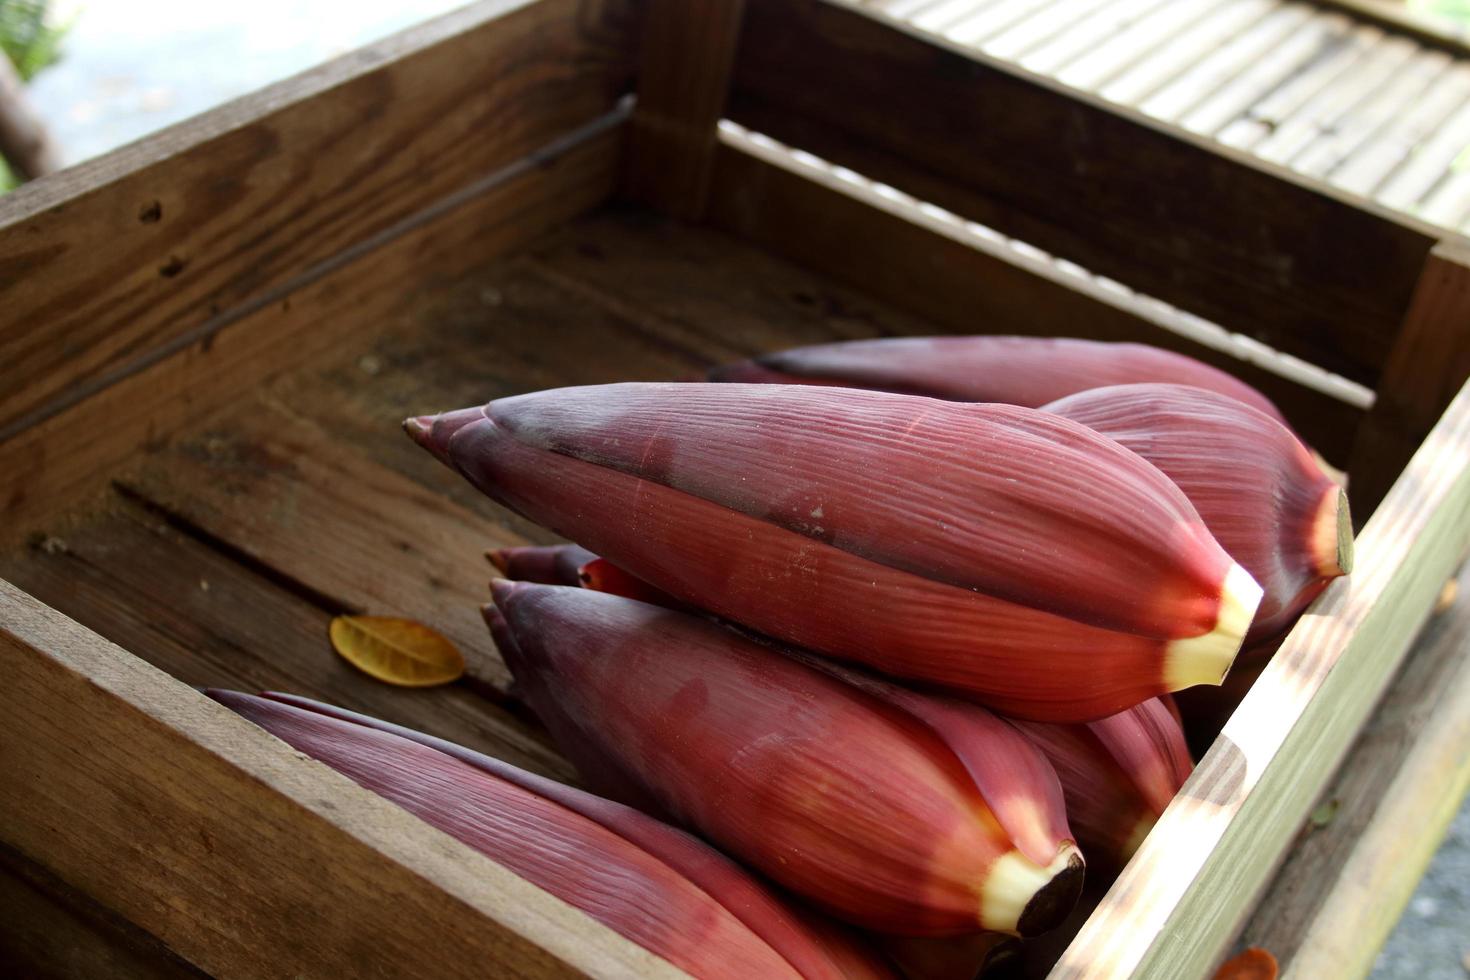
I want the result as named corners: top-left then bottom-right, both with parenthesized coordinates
top-left (117, 397), bottom-right (535, 694)
top-left (0, 122), bottom-right (623, 544)
top-left (705, 134), bottom-right (1367, 462)
top-left (0, 579), bottom-right (682, 979)
top-left (1237, 558), bottom-right (1470, 977)
top-left (0, 499), bottom-right (571, 781)
top-left (1351, 237), bottom-right (1470, 513)
top-left (1053, 377), bottom-right (1470, 979)
top-left (623, 0), bottom-right (746, 218)
top-left (728, 0), bottom-right (1439, 388)
top-left (0, 843), bottom-right (205, 979)
top-left (0, 0), bottom-right (636, 439)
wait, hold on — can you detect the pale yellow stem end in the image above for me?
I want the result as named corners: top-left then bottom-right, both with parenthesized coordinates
top-left (1311, 486), bottom-right (1354, 577)
top-left (1163, 563), bottom-right (1263, 691)
top-left (980, 842), bottom-right (1084, 937)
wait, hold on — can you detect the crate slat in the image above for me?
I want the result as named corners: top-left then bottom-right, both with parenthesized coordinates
top-left (0, 579), bottom-right (680, 979)
top-left (1054, 377), bottom-right (1470, 978)
top-left (729, 0), bottom-right (1439, 389)
top-left (0, 0), bottom-right (636, 443)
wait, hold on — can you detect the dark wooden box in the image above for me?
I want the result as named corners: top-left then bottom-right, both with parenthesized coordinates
top-left (3, 2), bottom-right (1468, 977)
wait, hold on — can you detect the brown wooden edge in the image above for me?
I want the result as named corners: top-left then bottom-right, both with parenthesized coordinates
top-left (1051, 378), bottom-right (1470, 979)
top-left (1351, 236), bottom-right (1470, 512)
top-left (622, 0), bottom-right (746, 219)
top-left (0, 117), bottom-right (626, 541)
top-left (1238, 555), bottom-right (1470, 977)
top-left (705, 126), bottom-right (1369, 463)
top-left (726, 0), bottom-right (1442, 390)
top-left (0, 0), bottom-right (637, 441)
top-left (0, 578), bottom-right (683, 979)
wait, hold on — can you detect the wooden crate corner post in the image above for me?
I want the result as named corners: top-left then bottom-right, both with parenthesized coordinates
top-left (1351, 236), bottom-right (1470, 511)
top-left (623, 0), bottom-right (747, 219)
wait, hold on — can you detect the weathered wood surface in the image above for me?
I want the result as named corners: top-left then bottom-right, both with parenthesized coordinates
top-left (0, 498), bottom-right (570, 781)
top-left (0, 579), bottom-right (682, 979)
top-left (1238, 556), bottom-right (1470, 977)
top-left (0, 0), bottom-right (636, 440)
top-left (1351, 237), bottom-right (1470, 511)
top-left (118, 398), bottom-right (533, 695)
top-left (706, 132), bottom-right (1368, 462)
top-left (0, 843), bottom-right (205, 979)
top-left (1053, 377), bottom-right (1470, 979)
top-left (731, 0), bottom-right (1439, 387)
top-left (622, 0), bottom-right (746, 218)
top-left (0, 120), bottom-right (624, 542)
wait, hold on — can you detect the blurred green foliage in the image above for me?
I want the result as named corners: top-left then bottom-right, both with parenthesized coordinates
top-left (1, 0), bottom-right (65, 81)
top-left (1410, 0), bottom-right (1470, 22)
top-left (1, 0), bottom-right (65, 191)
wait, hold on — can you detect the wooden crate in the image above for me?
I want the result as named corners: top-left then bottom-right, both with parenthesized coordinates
top-left (2, 1), bottom-right (1467, 977)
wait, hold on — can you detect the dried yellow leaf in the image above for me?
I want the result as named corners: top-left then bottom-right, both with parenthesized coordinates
top-left (328, 615), bottom-right (464, 687)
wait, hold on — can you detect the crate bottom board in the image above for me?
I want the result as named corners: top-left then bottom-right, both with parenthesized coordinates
top-left (2, 202), bottom-right (1464, 978)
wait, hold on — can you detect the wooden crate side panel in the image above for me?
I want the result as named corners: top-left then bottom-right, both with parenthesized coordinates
top-left (0, 843), bottom-right (207, 979)
top-left (0, 580), bottom-right (682, 980)
top-left (705, 136), bottom-right (1368, 462)
top-left (0, 122), bottom-right (623, 541)
top-left (622, 0), bottom-right (746, 218)
top-left (0, 0), bottom-right (636, 440)
top-left (728, 0), bottom-right (1438, 389)
top-left (1351, 237), bottom-right (1470, 511)
top-left (1240, 559), bottom-right (1470, 977)
top-left (1053, 378), bottom-right (1470, 979)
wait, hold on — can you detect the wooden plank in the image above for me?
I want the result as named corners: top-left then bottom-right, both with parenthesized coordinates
top-left (622, 0), bottom-right (746, 218)
top-left (728, 0), bottom-right (1439, 388)
top-left (1237, 557), bottom-right (1470, 977)
top-left (1178, 12), bottom-right (1359, 137)
top-left (981, 0), bottom-right (1122, 60)
top-left (1351, 238), bottom-right (1470, 511)
top-left (0, 579), bottom-right (680, 979)
top-left (1053, 377), bottom-right (1470, 979)
top-left (704, 134), bottom-right (1368, 460)
top-left (117, 397), bottom-right (535, 694)
top-left (0, 0), bottom-right (636, 441)
top-left (0, 118), bottom-right (624, 543)
top-left (0, 843), bottom-right (205, 979)
top-left (1139, 3), bottom-right (1325, 127)
top-left (0, 499), bottom-right (572, 781)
